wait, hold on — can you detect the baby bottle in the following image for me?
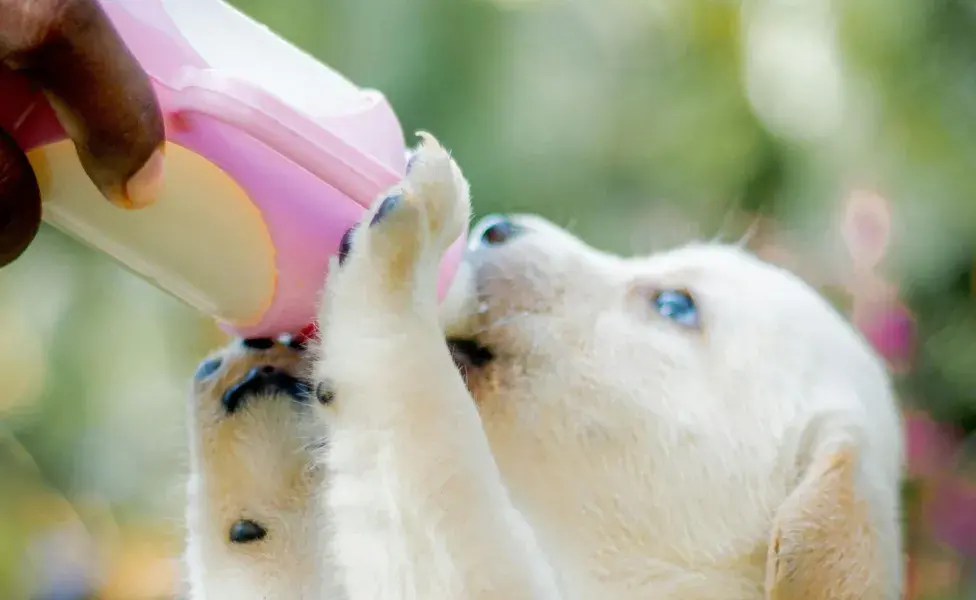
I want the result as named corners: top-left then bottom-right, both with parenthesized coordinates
top-left (0, 0), bottom-right (466, 338)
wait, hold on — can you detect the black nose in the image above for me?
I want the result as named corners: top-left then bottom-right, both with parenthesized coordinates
top-left (472, 215), bottom-right (522, 247)
top-left (221, 365), bottom-right (311, 414)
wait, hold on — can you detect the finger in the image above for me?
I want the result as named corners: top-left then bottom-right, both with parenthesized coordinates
top-left (0, 127), bottom-right (41, 267)
top-left (0, 0), bottom-right (165, 209)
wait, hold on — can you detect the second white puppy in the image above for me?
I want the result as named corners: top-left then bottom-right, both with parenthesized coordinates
top-left (310, 133), bottom-right (903, 600)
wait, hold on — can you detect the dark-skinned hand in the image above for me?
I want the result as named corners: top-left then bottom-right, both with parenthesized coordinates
top-left (0, 0), bottom-right (165, 267)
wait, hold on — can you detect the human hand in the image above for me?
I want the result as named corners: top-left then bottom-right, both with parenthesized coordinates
top-left (0, 0), bottom-right (164, 266)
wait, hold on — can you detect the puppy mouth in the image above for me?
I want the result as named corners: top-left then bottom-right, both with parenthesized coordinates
top-left (446, 338), bottom-right (494, 384)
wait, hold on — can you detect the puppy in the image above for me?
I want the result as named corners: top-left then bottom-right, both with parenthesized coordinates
top-left (186, 133), bottom-right (904, 599)
top-left (184, 338), bottom-right (334, 599)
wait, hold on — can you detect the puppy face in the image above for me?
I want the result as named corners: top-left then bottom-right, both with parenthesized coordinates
top-left (444, 214), bottom-right (903, 597)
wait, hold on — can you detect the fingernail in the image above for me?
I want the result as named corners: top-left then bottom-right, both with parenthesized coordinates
top-left (122, 146), bottom-right (165, 209)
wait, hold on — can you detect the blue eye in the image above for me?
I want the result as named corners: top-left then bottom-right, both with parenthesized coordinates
top-left (195, 357), bottom-right (223, 381)
top-left (653, 290), bottom-right (699, 327)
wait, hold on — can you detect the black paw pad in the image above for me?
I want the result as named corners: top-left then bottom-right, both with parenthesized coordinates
top-left (370, 193), bottom-right (401, 227)
top-left (242, 337), bottom-right (275, 350)
top-left (195, 357), bottom-right (222, 381)
top-left (338, 225), bottom-right (357, 266)
top-left (229, 519), bottom-right (266, 544)
top-left (221, 365), bottom-right (312, 414)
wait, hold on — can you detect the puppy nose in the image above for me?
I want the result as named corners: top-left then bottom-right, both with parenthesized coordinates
top-left (472, 214), bottom-right (523, 247)
top-left (221, 364), bottom-right (310, 413)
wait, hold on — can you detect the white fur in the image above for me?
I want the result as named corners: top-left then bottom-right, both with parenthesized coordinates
top-left (184, 134), bottom-right (904, 599)
top-left (184, 341), bottom-right (335, 599)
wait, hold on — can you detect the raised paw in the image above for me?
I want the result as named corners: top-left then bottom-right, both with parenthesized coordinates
top-left (330, 132), bottom-right (471, 300)
top-left (311, 134), bottom-right (471, 406)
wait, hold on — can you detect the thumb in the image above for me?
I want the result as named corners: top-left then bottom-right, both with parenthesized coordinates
top-left (1, 0), bottom-right (166, 209)
top-left (0, 126), bottom-right (41, 266)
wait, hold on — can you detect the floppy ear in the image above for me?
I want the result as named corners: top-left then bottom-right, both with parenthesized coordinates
top-left (764, 432), bottom-right (888, 600)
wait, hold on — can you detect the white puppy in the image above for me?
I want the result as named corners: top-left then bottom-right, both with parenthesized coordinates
top-left (184, 339), bottom-right (334, 599)
top-left (185, 134), bottom-right (904, 600)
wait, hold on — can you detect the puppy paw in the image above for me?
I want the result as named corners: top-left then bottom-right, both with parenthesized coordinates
top-left (328, 132), bottom-right (470, 309)
top-left (187, 336), bottom-right (321, 548)
top-left (312, 132), bottom-right (470, 423)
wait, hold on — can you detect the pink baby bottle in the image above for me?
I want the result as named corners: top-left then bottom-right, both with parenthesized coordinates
top-left (0, 0), bottom-right (466, 338)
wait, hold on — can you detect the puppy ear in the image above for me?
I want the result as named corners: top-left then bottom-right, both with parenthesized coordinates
top-left (764, 425), bottom-right (888, 600)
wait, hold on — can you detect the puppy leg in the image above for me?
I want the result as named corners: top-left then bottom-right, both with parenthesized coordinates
top-left (314, 134), bottom-right (561, 600)
top-left (184, 338), bottom-right (334, 599)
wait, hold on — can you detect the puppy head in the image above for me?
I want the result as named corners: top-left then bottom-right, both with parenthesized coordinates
top-left (444, 214), bottom-right (903, 598)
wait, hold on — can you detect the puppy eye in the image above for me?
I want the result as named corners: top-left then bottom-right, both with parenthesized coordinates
top-left (653, 290), bottom-right (699, 328)
top-left (194, 357), bottom-right (223, 381)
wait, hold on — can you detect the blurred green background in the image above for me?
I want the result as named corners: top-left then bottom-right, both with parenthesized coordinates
top-left (2, 0), bottom-right (975, 597)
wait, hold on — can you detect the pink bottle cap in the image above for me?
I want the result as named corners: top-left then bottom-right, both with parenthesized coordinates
top-left (0, 0), bottom-right (466, 337)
